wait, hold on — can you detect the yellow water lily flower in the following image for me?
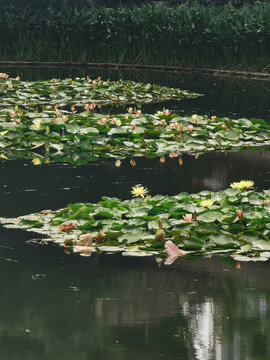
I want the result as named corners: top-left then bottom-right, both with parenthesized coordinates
top-left (0, 130), bottom-right (8, 136)
top-left (32, 158), bottom-right (41, 165)
top-left (200, 199), bottom-right (214, 208)
top-left (115, 159), bottom-right (122, 167)
top-left (230, 180), bottom-right (254, 190)
top-left (131, 185), bottom-right (148, 198)
top-left (0, 154), bottom-right (7, 159)
top-left (33, 119), bottom-right (43, 130)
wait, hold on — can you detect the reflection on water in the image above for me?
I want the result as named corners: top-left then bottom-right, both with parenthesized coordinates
top-left (0, 67), bottom-right (269, 359)
top-left (0, 231), bottom-right (270, 360)
top-left (0, 148), bottom-right (268, 217)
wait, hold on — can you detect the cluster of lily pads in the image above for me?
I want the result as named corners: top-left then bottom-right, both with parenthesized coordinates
top-left (0, 76), bottom-right (198, 108)
top-left (1, 182), bottom-right (270, 262)
top-left (0, 106), bottom-right (269, 165)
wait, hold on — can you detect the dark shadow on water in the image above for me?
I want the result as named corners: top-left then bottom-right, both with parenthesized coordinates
top-left (0, 148), bottom-right (269, 217)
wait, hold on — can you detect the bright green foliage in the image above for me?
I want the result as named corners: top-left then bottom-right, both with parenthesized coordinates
top-left (1, 187), bottom-right (270, 261)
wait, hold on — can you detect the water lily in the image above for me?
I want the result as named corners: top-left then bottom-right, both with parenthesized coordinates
top-left (164, 240), bottom-right (187, 265)
top-left (159, 156), bottom-right (165, 163)
top-left (200, 199), bottom-right (214, 208)
top-left (127, 107), bottom-right (133, 113)
top-left (0, 131), bottom-right (8, 136)
top-left (115, 159), bottom-right (121, 167)
top-left (236, 209), bottom-right (243, 220)
top-left (183, 213), bottom-right (194, 223)
top-left (169, 122), bottom-right (179, 130)
top-left (192, 114), bottom-right (199, 124)
top-left (131, 185), bottom-right (148, 198)
top-left (188, 124), bottom-right (194, 132)
top-left (230, 180), bottom-right (254, 190)
top-left (160, 119), bottom-right (166, 126)
top-left (32, 158), bottom-right (41, 165)
top-left (0, 73), bottom-right (9, 79)
top-left (33, 119), bottom-right (42, 130)
top-left (163, 109), bottom-right (171, 116)
top-left (0, 154), bottom-right (7, 159)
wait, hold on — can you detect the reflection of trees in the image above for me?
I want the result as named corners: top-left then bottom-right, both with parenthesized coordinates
top-left (1, 231), bottom-right (270, 359)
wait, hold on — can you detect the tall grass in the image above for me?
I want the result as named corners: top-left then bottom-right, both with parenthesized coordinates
top-left (0, 1), bottom-right (270, 71)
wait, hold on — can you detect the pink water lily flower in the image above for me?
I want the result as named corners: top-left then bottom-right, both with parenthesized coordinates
top-left (188, 124), bottom-right (194, 132)
top-left (165, 240), bottom-right (187, 265)
top-left (183, 214), bottom-right (194, 223)
top-left (163, 109), bottom-right (171, 116)
top-left (169, 122), bottom-right (179, 130)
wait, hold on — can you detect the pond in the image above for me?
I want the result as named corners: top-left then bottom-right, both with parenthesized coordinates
top-left (0, 66), bottom-right (270, 359)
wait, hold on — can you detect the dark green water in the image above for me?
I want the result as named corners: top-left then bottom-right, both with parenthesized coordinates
top-left (0, 67), bottom-right (270, 359)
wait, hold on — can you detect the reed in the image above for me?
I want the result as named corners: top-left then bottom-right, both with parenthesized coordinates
top-left (0, 1), bottom-right (270, 71)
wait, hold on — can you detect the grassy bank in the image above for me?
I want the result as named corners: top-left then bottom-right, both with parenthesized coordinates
top-left (1, 2), bottom-right (270, 71)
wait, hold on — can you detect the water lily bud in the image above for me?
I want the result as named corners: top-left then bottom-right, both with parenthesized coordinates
top-left (115, 119), bottom-right (122, 127)
top-left (131, 124), bottom-right (136, 131)
top-left (178, 157), bottom-right (183, 166)
top-left (194, 153), bottom-right (199, 159)
top-left (46, 126), bottom-right (50, 134)
top-left (263, 200), bottom-right (268, 206)
top-left (160, 119), bottom-right (166, 126)
top-left (130, 159), bottom-right (136, 167)
top-left (95, 233), bottom-right (104, 243)
top-left (71, 105), bottom-right (75, 113)
top-left (211, 116), bottom-right (216, 122)
top-left (15, 105), bottom-right (18, 112)
top-left (155, 228), bottom-right (165, 242)
top-left (236, 209), bottom-right (243, 220)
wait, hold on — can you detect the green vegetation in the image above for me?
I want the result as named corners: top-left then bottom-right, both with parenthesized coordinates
top-left (0, 105), bottom-right (269, 165)
top-left (0, 76), bottom-right (198, 108)
top-left (1, 2), bottom-right (270, 70)
top-left (2, 185), bottom-right (270, 262)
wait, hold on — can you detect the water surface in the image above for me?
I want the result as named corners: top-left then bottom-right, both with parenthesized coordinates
top-left (0, 67), bottom-right (270, 359)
